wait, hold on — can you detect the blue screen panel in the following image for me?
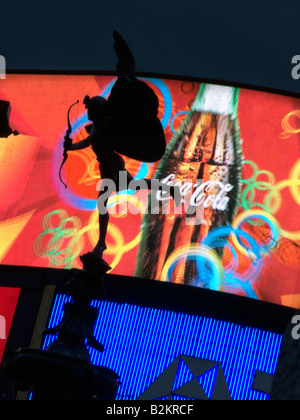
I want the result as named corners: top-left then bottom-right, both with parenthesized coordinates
top-left (43, 294), bottom-right (282, 400)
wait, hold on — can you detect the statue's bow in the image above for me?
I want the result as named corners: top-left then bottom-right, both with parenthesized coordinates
top-left (59, 100), bottom-right (79, 188)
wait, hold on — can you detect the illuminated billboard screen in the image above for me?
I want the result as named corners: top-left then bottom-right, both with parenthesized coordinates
top-left (0, 73), bottom-right (299, 308)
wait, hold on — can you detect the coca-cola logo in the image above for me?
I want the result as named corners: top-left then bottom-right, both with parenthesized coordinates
top-left (158, 174), bottom-right (234, 212)
top-left (96, 171), bottom-right (234, 225)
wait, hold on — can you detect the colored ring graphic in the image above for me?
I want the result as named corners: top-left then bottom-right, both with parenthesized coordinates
top-left (34, 210), bottom-right (84, 268)
top-left (170, 111), bottom-right (189, 134)
top-left (231, 210), bottom-right (280, 257)
top-left (240, 160), bottom-right (300, 241)
top-left (280, 110), bottom-right (300, 139)
top-left (35, 193), bottom-right (146, 270)
top-left (203, 225), bottom-right (262, 260)
top-left (201, 225), bottom-right (270, 299)
top-left (290, 159), bottom-right (300, 206)
top-left (161, 244), bottom-right (224, 291)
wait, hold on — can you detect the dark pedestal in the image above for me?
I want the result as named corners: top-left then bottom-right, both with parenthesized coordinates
top-left (4, 259), bottom-right (120, 400)
top-left (4, 348), bottom-right (120, 400)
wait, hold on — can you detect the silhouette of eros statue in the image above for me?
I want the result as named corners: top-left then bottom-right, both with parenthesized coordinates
top-left (63, 32), bottom-right (179, 271)
top-left (0, 100), bottom-right (19, 138)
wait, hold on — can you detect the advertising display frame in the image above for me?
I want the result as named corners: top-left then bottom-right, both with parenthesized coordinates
top-left (1, 69), bottom-right (299, 309)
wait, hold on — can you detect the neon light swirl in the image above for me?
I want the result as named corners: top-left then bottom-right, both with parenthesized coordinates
top-left (161, 244), bottom-right (224, 291)
top-left (232, 210), bottom-right (280, 257)
top-left (202, 225), bottom-right (265, 299)
top-left (35, 193), bottom-right (146, 270)
top-left (240, 161), bottom-right (277, 215)
top-left (34, 210), bottom-right (84, 268)
top-left (240, 160), bottom-right (300, 241)
top-left (280, 110), bottom-right (300, 139)
top-left (290, 159), bottom-right (300, 206)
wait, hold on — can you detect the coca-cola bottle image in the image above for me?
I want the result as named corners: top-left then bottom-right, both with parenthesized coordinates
top-left (135, 83), bottom-right (243, 286)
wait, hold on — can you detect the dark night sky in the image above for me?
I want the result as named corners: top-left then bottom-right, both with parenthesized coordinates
top-left (1, 0), bottom-right (300, 93)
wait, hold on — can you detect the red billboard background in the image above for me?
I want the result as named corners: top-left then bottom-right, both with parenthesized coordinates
top-left (0, 74), bottom-right (299, 308)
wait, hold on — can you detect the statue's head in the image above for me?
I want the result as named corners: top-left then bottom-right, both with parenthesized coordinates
top-left (83, 95), bottom-right (109, 123)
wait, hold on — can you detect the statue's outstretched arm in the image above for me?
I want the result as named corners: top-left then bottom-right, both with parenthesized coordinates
top-left (71, 136), bottom-right (93, 150)
top-left (64, 135), bottom-right (93, 151)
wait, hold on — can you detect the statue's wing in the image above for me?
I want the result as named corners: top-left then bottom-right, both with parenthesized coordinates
top-left (108, 33), bottom-right (166, 163)
top-left (113, 30), bottom-right (135, 78)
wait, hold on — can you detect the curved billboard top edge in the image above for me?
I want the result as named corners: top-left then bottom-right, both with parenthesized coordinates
top-left (4, 69), bottom-right (300, 100)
